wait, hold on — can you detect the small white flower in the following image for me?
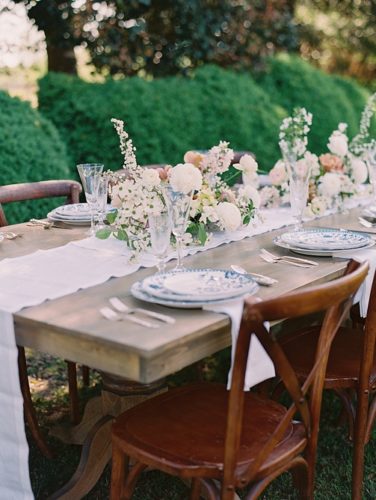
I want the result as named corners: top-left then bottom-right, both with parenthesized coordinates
top-left (318, 172), bottom-right (342, 198)
top-left (309, 196), bottom-right (328, 216)
top-left (216, 202), bottom-right (242, 231)
top-left (169, 163), bottom-right (203, 194)
top-left (328, 131), bottom-right (348, 157)
top-left (141, 168), bottom-right (161, 187)
top-left (239, 184), bottom-right (261, 208)
top-left (338, 122), bottom-right (348, 133)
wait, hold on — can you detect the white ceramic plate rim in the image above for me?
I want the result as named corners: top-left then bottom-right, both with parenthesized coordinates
top-left (131, 281), bottom-right (258, 309)
top-left (274, 236), bottom-right (375, 256)
top-left (141, 269), bottom-right (258, 301)
top-left (280, 228), bottom-right (371, 251)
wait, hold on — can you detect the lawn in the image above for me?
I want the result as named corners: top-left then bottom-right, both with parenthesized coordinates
top-left (27, 348), bottom-right (376, 499)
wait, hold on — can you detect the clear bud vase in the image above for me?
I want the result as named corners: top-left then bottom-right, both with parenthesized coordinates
top-left (166, 186), bottom-right (193, 270)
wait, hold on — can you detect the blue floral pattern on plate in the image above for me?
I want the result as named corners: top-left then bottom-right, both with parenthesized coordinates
top-left (280, 228), bottom-right (371, 251)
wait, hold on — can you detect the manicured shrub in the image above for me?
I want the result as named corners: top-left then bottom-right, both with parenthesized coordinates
top-left (255, 55), bottom-right (372, 153)
top-left (0, 91), bottom-right (70, 223)
top-left (38, 66), bottom-right (286, 174)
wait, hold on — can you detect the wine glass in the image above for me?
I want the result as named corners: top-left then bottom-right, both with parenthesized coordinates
top-left (364, 146), bottom-right (376, 209)
top-left (96, 176), bottom-right (108, 230)
top-left (149, 211), bottom-right (171, 273)
top-left (77, 163), bottom-right (104, 235)
top-left (284, 153), bottom-right (310, 230)
top-left (166, 186), bottom-right (193, 270)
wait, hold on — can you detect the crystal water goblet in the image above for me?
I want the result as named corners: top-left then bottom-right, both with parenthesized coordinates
top-left (77, 163), bottom-right (104, 235)
top-left (149, 211), bottom-right (171, 273)
top-left (284, 153), bottom-right (310, 230)
top-left (96, 176), bottom-right (108, 230)
top-left (166, 187), bottom-right (193, 270)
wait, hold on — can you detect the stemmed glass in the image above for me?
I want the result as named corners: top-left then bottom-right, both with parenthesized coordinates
top-left (96, 176), bottom-right (108, 230)
top-left (149, 211), bottom-right (172, 273)
top-left (284, 152), bottom-right (310, 230)
top-left (166, 187), bottom-right (193, 270)
top-left (77, 163), bottom-right (104, 235)
top-left (364, 146), bottom-right (376, 209)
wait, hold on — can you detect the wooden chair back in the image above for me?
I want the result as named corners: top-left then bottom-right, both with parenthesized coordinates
top-left (0, 180), bottom-right (82, 226)
top-left (223, 259), bottom-right (369, 492)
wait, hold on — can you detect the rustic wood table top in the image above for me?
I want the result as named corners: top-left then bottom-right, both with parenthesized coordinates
top-left (2, 207), bottom-right (371, 384)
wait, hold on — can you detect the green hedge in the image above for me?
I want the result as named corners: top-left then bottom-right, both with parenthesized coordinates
top-left (255, 55), bottom-right (372, 154)
top-left (38, 66), bottom-right (286, 174)
top-left (0, 91), bottom-right (70, 223)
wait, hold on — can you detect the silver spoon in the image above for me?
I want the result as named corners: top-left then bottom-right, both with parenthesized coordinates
top-left (230, 265), bottom-right (278, 286)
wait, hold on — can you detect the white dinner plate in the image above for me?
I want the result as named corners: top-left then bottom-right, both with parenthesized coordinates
top-left (141, 269), bottom-right (258, 302)
top-left (47, 214), bottom-right (91, 226)
top-left (274, 235), bottom-right (375, 257)
top-left (280, 228), bottom-right (371, 251)
top-left (131, 281), bottom-right (257, 309)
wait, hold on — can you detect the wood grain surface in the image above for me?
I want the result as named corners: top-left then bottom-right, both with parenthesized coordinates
top-left (2, 207), bottom-right (372, 383)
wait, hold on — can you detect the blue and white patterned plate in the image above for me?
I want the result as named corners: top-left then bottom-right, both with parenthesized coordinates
top-left (141, 269), bottom-right (258, 302)
top-left (280, 228), bottom-right (371, 251)
top-left (274, 235), bottom-right (375, 257)
top-left (131, 281), bottom-right (257, 309)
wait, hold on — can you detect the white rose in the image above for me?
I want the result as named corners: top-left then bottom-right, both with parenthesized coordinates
top-left (351, 158), bottom-right (368, 184)
top-left (269, 160), bottom-right (288, 186)
top-left (318, 172), bottom-right (342, 198)
top-left (141, 168), bottom-right (161, 187)
top-left (169, 163), bottom-right (203, 194)
top-left (234, 154), bottom-right (258, 185)
top-left (327, 131), bottom-right (348, 157)
top-left (216, 202), bottom-right (242, 231)
top-left (240, 184), bottom-right (260, 208)
top-left (304, 151), bottom-right (320, 177)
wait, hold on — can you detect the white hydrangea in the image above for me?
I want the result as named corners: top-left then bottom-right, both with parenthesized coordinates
top-left (318, 172), bottom-right (342, 198)
top-left (216, 202), bottom-right (242, 231)
top-left (169, 163), bottom-right (203, 194)
top-left (309, 196), bottom-right (328, 216)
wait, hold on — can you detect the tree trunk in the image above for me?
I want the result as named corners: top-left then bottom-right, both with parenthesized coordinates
top-left (46, 44), bottom-right (77, 75)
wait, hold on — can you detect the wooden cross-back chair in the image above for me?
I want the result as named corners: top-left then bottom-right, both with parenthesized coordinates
top-left (280, 271), bottom-right (376, 500)
top-left (0, 179), bottom-right (85, 457)
top-left (110, 259), bottom-right (368, 500)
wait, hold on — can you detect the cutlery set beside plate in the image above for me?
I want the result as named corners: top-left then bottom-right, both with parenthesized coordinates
top-left (273, 228), bottom-right (374, 257)
top-left (131, 268), bottom-right (260, 309)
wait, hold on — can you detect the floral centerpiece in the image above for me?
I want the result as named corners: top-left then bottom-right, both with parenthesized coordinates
top-left (262, 107), bottom-right (370, 216)
top-left (99, 119), bottom-right (259, 252)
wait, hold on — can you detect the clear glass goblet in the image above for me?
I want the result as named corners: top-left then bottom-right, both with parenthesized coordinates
top-left (364, 147), bottom-right (376, 209)
top-left (96, 176), bottom-right (108, 231)
top-left (77, 163), bottom-right (104, 235)
top-left (166, 187), bottom-right (193, 270)
top-left (149, 211), bottom-right (171, 273)
top-left (284, 156), bottom-right (310, 230)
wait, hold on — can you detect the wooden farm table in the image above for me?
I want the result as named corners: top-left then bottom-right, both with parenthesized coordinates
top-left (1, 206), bottom-right (371, 499)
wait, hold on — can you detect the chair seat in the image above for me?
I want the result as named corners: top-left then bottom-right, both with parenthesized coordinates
top-left (281, 326), bottom-right (376, 389)
top-left (112, 383), bottom-right (306, 483)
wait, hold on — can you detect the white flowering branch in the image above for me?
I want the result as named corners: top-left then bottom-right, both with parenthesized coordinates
top-left (111, 118), bottom-right (139, 174)
top-left (350, 93), bottom-right (376, 154)
top-left (279, 107), bottom-right (313, 161)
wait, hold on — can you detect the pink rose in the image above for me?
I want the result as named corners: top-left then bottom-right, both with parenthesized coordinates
top-left (157, 165), bottom-right (171, 181)
top-left (183, 151), bottom-right (204, 168)
top-left (319, 153), bottom-right (344, 173)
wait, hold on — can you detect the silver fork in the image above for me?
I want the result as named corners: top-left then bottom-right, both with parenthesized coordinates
top-left (100, 306), bottom-right (160, 328)
top-left (109, 297), bottom-right (175, 324)
top-left (260, 252), bottom-right (314, 268)
top-left (261, 248), bottom-right (318, 266)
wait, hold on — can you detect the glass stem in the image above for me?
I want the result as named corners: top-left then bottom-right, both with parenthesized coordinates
top-left (157, 256), bottom-right (166, 273)
top-left (90, 209), bottom-right (95, 235)
top-left (175, 236), bottom-right (183, 270)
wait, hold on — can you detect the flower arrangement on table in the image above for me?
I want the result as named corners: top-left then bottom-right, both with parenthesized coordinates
top-left (261, 105), bottom-right (371, 217)
top-left (98, 119), bottom-right (260, 252)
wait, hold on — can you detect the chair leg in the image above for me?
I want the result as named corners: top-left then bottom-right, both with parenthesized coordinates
top-left (17, 347), bottom-right (53, 459)
top-left (67, 361), bottom-right (80, 424)
top-left (122, 461), bottom-right (147, 499)
top-left (82, 365), bottom-right (90, 386)
top-left (351, 390), bottom-right (370, 500)
top-left (365, 395), bottom-right (376, 443)
top-left (333, 388), bottom-right (356, 440)
top-left (190, 478), bottom-right (202, 500)
top-left (110, 441), bottom-right (128, 500)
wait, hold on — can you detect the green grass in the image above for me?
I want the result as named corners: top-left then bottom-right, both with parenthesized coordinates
top-left (27, 349), bottom-right (376, 499)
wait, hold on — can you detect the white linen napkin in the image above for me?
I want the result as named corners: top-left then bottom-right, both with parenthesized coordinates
top-left (332, 247), bottom-right (376, 318)
top-left (203, 297), bottom-right (275, 390)
top-left (0, 310), bottom-right (33, 500)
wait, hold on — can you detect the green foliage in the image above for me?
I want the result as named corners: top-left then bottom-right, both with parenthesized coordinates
top-left (256, 55), bottom-right (372, 155)
top-left (38, 66), bottom-right (285, 172)
top-left (0, 90), bottom-right (70, 224)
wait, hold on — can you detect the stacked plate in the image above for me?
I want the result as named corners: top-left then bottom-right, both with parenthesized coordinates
top-left (131, 268), bottom-right (259, 308)
top-left (47, 203), bottom-right (114, 226)
top-left (274, 228), bottom-right (374, 256)
top-left (361, 207), bottom-right (376, 223)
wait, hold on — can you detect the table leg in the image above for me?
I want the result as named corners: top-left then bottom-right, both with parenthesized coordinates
top-left (49, 374), bottom-right (166, 500)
